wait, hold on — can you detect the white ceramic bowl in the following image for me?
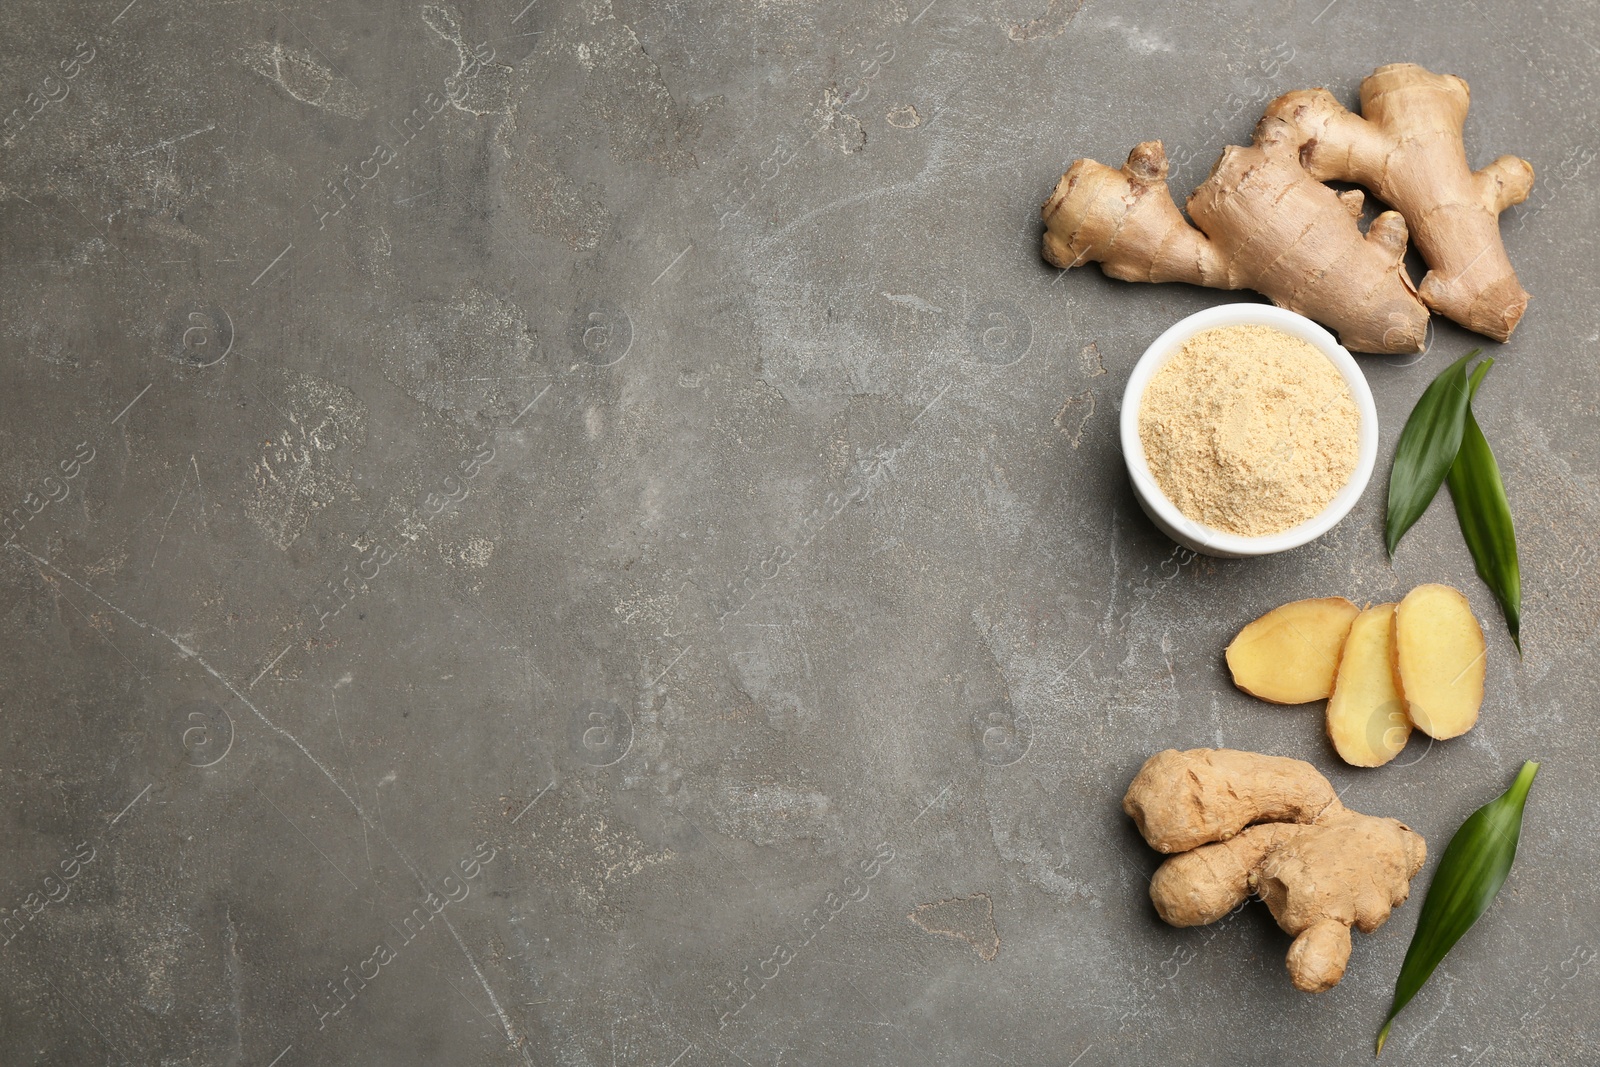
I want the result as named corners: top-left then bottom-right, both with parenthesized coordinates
top-left (1120, 303), bottom-right (1379, 559)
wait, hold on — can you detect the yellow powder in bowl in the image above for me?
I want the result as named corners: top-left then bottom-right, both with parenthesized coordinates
top-left (1138, 324), bottom-right (1360, 538)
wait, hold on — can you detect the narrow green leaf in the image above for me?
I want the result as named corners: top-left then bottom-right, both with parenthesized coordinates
top-left (1385, 349), bottom-right (1482, 556)
top-left (1375, 761), bottom-right (1540, 1056)
top-left (1446, 366), bottom-right (1522, 651)
top-left (1462, 358), bottom-right (1493, 401)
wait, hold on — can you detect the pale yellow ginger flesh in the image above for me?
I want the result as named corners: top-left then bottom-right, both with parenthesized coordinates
top-left (1393, 583), bottom-right (1487, 739)
top-left (1326, 603), bottom-right (1411, 767)
top-left (1226, 597), bottom-right (1359, 704)
top-left (1125, 749), bottom-right (1426, 993)
top-left (1266, 64), bottom-right (1534, 341)
top-left (1041, 124), bottom-right (1429, 354)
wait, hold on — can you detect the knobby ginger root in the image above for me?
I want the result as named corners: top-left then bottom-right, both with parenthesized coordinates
top-left (1042, 121), bottom-right (1429, 354)
top-left (1124, 748), bottom-right (1426, 993)
top-left (1266, 64), bottom-right (1534, 341)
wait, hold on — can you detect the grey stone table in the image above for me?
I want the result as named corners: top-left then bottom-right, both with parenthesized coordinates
top-left (2, 0), bottom-right (1595, 1064)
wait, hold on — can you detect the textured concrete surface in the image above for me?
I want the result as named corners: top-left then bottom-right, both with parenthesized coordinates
top-left (2, 0), bottom-right (1597, 1064)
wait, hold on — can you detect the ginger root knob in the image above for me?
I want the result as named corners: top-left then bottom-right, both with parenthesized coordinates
top-left (1042, 130), bottom-right (1429, 354)
top-left (1265, 63), bottom-right (1534, 341)
top-left (1124, 748), bottom-right (1427, 992)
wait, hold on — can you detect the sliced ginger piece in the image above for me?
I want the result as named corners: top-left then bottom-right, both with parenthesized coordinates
top-left (1393, 584), bottom-right (1486, 739)
top-left (1326, 604), bottom-right (1410, 766)
top-left (1226, 597), bottom-right (1359, 704)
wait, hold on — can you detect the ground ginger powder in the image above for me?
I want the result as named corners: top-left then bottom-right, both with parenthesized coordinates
top-left (1138, 324), bottom-right (1360, 537)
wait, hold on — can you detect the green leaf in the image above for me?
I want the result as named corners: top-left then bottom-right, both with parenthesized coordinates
top-left (1446, 365), bottom-right (1522, 651)
top-left (1385, 350), bottom-right (1483, 556)
top-left (1375, 761), bottom-right (1540, 1056)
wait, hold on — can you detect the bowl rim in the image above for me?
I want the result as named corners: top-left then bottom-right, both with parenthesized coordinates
top-left (1119, 303), bottom-right (1380, 557)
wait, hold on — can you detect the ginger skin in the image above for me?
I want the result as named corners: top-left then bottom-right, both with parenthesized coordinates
top-left (1042, 120), bottom-right (1429, 354)
top-left (1124, 749), bottom-right (1427, 993)
top-left (1266, 64), bottom-right (1534, 341)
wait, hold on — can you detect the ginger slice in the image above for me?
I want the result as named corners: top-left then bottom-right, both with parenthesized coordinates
top-left (1393, 583), bottom-right (1486, 739)
top-left (1226, 597), bottom-right (1359, 704)
top-left (1326, 603), bottom-right (1410, 766)
top-left (1266, 64), bottom-right (1534, 341)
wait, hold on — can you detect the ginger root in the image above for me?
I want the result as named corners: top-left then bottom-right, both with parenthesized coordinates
top-left (1266, 64), bottom-right (1533, 341)
top-left (1124, 748), bottom-right (1426, 992)
top-left (1042, 121), bottom-right (1429, 354)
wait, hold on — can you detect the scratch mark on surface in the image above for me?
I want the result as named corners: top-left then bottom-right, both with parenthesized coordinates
top-left (280, 12), bottom-right (365, 92)
top-left (511, 384), bottom-right (552, 425)
top-left (111, 383), bottom-right (153, 424)
top-left (249, 643), bottom-right (295, 688)
top-left (510, 781), bottom-right (555, 824)
top-left (1050, 643), bottom-right (1093, 686)
top-left (1101, 509), bottom-right (1120, 633)
top-left (150, 476), bottom-right (187, 570)
top-left (250, 244), bottom-right (294, 287)
top-left (709, 1036), bottom-right (755, 1066)
top-left (911, 384), bottom-right (951, 426)
top-left (253, 784), bottom-right (366, 897)
top-left (129, 123), bottom-right (216, 156)
top-left (10, 545), bottom-right (535, 1059)
top-left (187, 454), bottom-right (213, 534)
top-left (39, 974), bottom-right (128, 1060)
top-left (51, 585), bottom-right (148, 680)
top-left (765, 180), bottom-right (921, 242)
top-left (330, 687), bottom-right (376, 892)
top-left (435, 966), bottom-right (492, 1019)
top-left (109, 783), bottom-right (152, 828)
top-left (438, 911), bottom-right (532, 1064)
top-left (224, 905), bottom-right (244, 1060)
top-left (651, 243), bottom-right (694, 286)
top-left (9, 544), bottom-right (364, 823)
top-left (912, 783), bottom-right (952, 823)
top-left (650, 645), bottom-right (693, 686)
top-left (272, 455), bottom-right (313, 547)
